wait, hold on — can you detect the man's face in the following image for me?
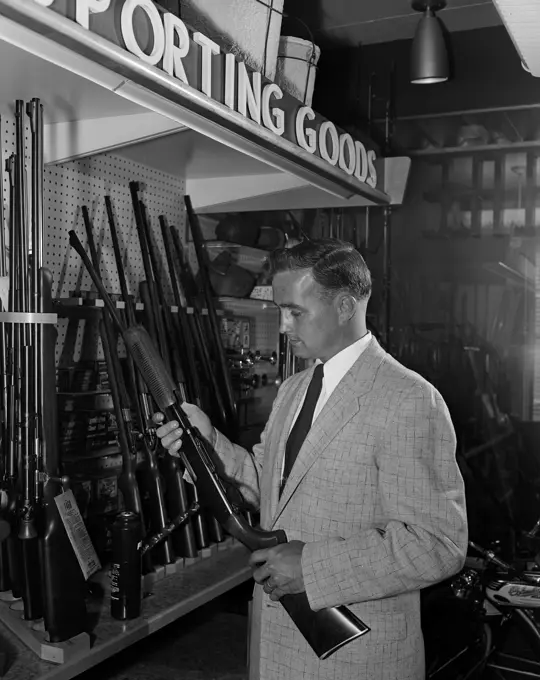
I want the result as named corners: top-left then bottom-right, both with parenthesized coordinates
top-left (272, 269), bottom-right (341, 362)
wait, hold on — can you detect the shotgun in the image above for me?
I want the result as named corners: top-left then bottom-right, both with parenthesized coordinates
top-left (3, 153), bottom-right (20, 600)
top-left (69, 228), bottom-right (371, 660)
top-left (184, 197), bottom-right (238, 435)
top-left (129, 183), bottom-right (169, 363)
top-left (137, 280), bottom-right (200, 557)
top-left (169, 225), bottom-right (228, 431)
top-left (158, 215), bottom-right (202, 407)
top-left (104, 196), bottom-right (175, 566)
top-left (160, 217), bottom-right (224, 545)
top-left (81, 206), bottom-right (145, 520)
top-left (138, 202), bottom-right (187, 400)
top-left (138, 201), bottom-right (202, 556)
top-left (39, 267), bottom-right (88, 642)
top-left (15, 99), bottom-right (43, 621)
top-left (146, 204), bottom-right (215, 550)
top-left (25, 98), bottom-right (87, 641)
top-left (0, 116), bottom-right (10, 592)
top-left (141, 205), bottom-right (221, 549)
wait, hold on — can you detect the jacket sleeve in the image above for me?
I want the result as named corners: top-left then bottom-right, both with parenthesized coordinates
top-left (301, 382), bottom-right (468, 610)
top-left (211, 377), bottom-right (293, 509)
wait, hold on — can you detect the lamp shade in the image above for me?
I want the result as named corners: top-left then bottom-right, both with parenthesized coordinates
top-left (410, 10), bottom-right (449, 84)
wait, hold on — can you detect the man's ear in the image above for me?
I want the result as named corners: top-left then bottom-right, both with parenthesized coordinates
top-left (336, 294), bottom-right (357, 322)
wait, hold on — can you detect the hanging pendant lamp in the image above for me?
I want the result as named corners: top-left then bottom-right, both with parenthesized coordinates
top-left (410, 0), bottom-right (449, 84)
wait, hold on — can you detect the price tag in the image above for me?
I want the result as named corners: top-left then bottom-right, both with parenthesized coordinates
top-left (55, 490), bottom-right (101, 580)
top-left (0, 277), bottom-right (8, 312)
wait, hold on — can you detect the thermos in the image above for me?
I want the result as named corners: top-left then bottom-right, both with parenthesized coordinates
top-left (110, 511), bottom-right (142, 620)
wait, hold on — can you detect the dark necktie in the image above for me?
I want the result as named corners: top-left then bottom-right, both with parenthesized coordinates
top-left (281, 363), bottom-right (324, 495)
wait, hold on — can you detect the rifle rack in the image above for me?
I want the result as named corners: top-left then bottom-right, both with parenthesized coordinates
top-left (0, 596), bottom-right (90, 665)
top-left (0, 539), bottom-right (247, 680)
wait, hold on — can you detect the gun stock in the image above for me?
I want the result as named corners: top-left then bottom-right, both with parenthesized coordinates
top-left (40, 268), bottom-right (88, 642)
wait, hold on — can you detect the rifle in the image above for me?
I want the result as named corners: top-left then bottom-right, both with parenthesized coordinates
top-left (80, 207), bottom-right (145, 519)
top-left (39, 266), bottom-right (88, 642)
top-left (0, 115), bottom-right (11, 593)
top-left (160, 217), bottom-right (224, 546)
top-left (141, 202), bottom-right (213, 552)
top-left (184, 197), bottom-right (237, 435)
top-left (137, 201), bottom-right (201, 557)
top-left (15, 99), bottom-right (43, 621)
top-left (129, 183), bottom-right (169, 362)
top-left (139, 279), bottom-right (198, 557)
top-left (104, 195), bottom-right (175, 566)
top-left (158, 215), bottom-right (202, 408)
top-left (138, 202), bottom-right (187, 400)
top-left (3, 153), bottom-right (21, 600)
top-left (69, 229), bottom-right (371, 660)
top-left (25, 98), bottom-right (87, 641)
top-left (168, 225), bottom-right (228, 431)
top-left (121, 193), bottom-right (200, 560)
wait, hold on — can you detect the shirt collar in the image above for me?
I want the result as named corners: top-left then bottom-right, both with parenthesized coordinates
top-left (317, 332), bottom-right (372, 395)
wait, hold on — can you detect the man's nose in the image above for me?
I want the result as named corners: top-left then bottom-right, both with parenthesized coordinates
top-left (279, 312), bottom-right (292, 334)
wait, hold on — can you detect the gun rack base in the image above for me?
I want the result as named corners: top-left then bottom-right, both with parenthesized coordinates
top-left (0, 541), bottom-right (251, 680)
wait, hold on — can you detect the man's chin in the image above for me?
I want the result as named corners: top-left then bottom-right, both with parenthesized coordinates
top-left (290, 343), bottom-right (310, 359)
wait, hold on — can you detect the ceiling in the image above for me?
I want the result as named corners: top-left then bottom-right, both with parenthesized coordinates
top-left (285, 0), bottom-right (502, 47)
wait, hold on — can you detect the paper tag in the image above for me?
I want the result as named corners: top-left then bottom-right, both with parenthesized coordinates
top-left (0, 277), bottom-right (9, 311)
top-left (55, 490), bottom-right (101, 580)
top-left (182, 468), bottom-right (195, 485)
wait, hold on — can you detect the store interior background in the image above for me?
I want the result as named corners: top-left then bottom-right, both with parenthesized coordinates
top-left (94, 2), bottom-right (540, 676)
top-left (104, 2), bottom-right (539, 677)
top-left (179, 0), bottom-right (540, 553)
top-left (2, 1), bottom-right (540, 679)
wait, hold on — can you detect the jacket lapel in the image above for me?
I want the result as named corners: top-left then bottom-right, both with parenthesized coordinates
top-left (264, 370), bottom-right (312, 523)
top-left (270, 338), bottom-right (386, 528)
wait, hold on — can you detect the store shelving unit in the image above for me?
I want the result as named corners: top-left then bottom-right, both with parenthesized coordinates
top-left (1, 544), bottom-right (251, 680)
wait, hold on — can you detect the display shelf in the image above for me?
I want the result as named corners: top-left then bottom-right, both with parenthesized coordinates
top-left (410, 139), bottom-right (540, 158)
top-left (0, 543), bottom-right (251, 680)
top-left (55, 298), bottom-right (218, 318)
top-left (218, 296), bottom-right (276, 313)
top-left (424, 186), bottom-right (540, 206)
top-left (0, 0), bottom-right (412, 213)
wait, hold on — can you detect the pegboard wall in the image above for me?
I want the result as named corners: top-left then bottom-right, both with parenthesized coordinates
top-left (0, 112), bottom-right (186, 366)
top-left (46, 156), bottom-right (186, 302)
top-left (220, 297), bottom-right (279, 356)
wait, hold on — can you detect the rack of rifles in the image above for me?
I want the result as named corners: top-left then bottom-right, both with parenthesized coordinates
top-left (0, 98), bottom-right (251, 641)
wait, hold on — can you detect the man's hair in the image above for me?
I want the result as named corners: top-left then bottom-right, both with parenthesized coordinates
top-left (269, 238), bottom-right (372, 301)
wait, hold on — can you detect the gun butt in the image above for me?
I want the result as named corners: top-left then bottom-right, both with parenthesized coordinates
top-left (280, 593), bottom-right (370, 660)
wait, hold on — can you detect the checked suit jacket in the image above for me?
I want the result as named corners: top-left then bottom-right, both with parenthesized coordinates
top-left (214, 337), bottom-right (468, 680)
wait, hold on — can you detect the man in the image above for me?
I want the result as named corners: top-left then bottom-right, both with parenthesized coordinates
top-left (155, 238), bottom-right (467, 680)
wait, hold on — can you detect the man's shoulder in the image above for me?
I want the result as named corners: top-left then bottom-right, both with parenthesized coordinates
top-left (375, 352), bottom-right (443, 403)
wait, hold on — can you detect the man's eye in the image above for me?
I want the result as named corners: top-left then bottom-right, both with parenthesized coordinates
top-left (290, 311), bottom-right (301, 318)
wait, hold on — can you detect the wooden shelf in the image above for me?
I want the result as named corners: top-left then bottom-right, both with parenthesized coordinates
top-left (424, 187), bottom-right (540, 207)
top-left (410, 140), bottom-right (540, 158)
top-left (55, 299), bottom-right (217, 318)
top-left (0, 543), bottom-right (251, 680)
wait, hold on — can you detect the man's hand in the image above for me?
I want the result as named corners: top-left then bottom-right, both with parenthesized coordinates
top-left (153, 403), bottom-right (216, 457)
top-left (250, 541), bottom-right (306, 601)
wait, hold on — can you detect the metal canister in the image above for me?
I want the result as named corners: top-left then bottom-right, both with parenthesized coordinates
top-left (110, 511), bottom-right (142, 620)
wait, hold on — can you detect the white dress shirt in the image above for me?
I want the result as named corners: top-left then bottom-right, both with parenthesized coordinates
top-left (281, 332), bottom-right (372, 477)
top-left (290, 332), bottom-right (372, 433)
